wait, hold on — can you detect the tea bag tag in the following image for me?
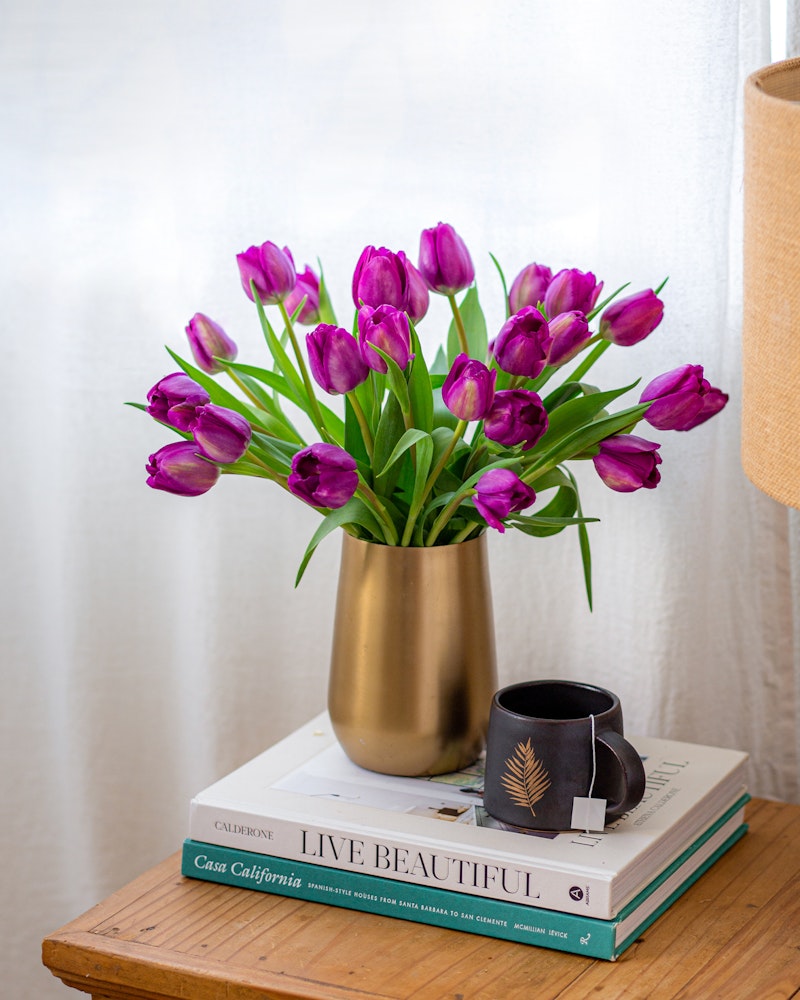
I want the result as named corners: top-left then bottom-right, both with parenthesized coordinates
top-left (571, 715), bottom-right (607, 833)
top-left (571, 796), bottom-right (607, 832)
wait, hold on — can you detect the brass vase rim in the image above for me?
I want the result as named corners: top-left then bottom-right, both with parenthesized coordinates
top-left (340, 532), bottom-right (488, 551)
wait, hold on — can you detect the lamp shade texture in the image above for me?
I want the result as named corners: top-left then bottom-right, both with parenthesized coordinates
top-left (742, 58), bottom-right (800, 509)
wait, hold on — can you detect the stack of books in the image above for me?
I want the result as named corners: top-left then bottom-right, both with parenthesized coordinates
top-left (181, 713), bottom-right (749, 961)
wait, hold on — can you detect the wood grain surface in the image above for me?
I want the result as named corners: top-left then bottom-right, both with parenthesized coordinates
top-left (42, 798), bottom-right (800, 1000)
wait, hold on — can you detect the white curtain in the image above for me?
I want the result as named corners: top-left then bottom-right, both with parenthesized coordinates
top-left (3, 2), bottom-right (793, 997)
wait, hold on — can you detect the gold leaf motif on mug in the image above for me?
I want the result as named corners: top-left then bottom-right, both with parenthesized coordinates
top-left (500, 739), bottom-right (551, 817)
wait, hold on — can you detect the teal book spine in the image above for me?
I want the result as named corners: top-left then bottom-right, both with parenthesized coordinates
top-left (181, 824), bottom-right (746, 962)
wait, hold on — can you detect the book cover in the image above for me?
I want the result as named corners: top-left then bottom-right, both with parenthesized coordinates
top-left (188, 712), bottom-right (748, 919)
top-left (182, 801), bottom-right (747, 961)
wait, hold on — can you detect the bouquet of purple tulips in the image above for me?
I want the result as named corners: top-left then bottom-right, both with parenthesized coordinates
top-left (138, 222), bottom-right (727, 600)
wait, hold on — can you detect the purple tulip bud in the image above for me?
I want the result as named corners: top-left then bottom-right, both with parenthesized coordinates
top-left (285, 265), bottom-right (321, 325)
top-left (544, 268), bottom-right (603, 318)
top-left (146, 373), bottom-right (210, 432)
top-left (685, 386), bottom-right (728, 429)
top-left (474, 468), bottom-right (536, 532)
top-left (546, 310), bottom-right (592, 367)
top-left (640, 364), bottom-right (728, 431)
top-left (190, 404), bottom-right (252, 464)
top-left (599, 289), bottom-right (664, 347)
top-left (484, 389), bottom-right (549, 451)
top-left (357, 304), bottom-right (412, 373)
top-left (185, 313), bottom-right (238, 374)
top-left (287, 442), bottom-right (359, 509)
top-left (352, 246), bottom-right (409, 310)
top-left (418, 222), bottom-right (475, 296)
top-left (593, 434), bottom-right (662, 492)
top-left (508, 262), bottom-right (553, 314)
top-left (146, 441), bottom-right (220, 497)
top-left (403, 256), bottom-right (430, 323)
top-left (236, 241), bottom-right (297, 304)
top-left (307, 324), bottom-right (369, 395)
top-left (492, 307), bottom-right (552, 378)
top-left (442, 353), bottom-right (497, 421)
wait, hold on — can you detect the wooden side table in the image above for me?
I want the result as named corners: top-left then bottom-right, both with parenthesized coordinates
top-left (43, 798), bottom-right (800, 1000)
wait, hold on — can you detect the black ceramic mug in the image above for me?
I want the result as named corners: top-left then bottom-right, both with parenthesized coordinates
top-left (483, 680), bottom-right (646, 831)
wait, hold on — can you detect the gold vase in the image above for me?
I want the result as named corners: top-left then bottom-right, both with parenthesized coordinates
top-left (328, 532), bottom-right (498, 776)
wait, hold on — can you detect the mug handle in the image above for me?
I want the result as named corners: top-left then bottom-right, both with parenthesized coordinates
top-left (596, 730), bottom-right (646, 819)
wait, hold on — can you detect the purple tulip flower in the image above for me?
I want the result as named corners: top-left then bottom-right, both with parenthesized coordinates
top-left (352, 246), bottom-right (409, 311)
top-left (307, 324), bottom-right (369, 395)
top-left (190, 404), bottom-right (252, 464)
top-left (285, 265), bottom-right (321, 325)
top-left (508, 262), bottom-right (553, 314)
top-left (288, 443), bottom-right (359, 509)
top-left (546, 310), bottom-right (591, 367)
top-left (404, 256), bottom-right (430, 323)
top-left (146, 441), bottom-right (220, 497)
top-left (593, 434), bottom-right (662, 492)
top-left (492, 307), bottom-right (552, 378)
top-left (357, 304), bottom-right (413, 373)
top-left (185, 313), bottom-right (238, 375)
top-left (418, 222), bottom-right (475, 295)
top-left (544, 268), bottom-right (603, 318)
top-left (236, 241), bottom-right (297, 304)
top-left (474, 468), bottom-right (536, 532)
top-left (442, 353), bottom-right (497, 421)
top-left (484, 389), bottom-right (549, 451)
top-left (640, 364), bottom-right (728, 431)
top-left (687, 387), bottom-right (729, 429)
top-left (599, 289), bottom-right (664, 347)
top-left (146, 373), bottom-right (210, 432)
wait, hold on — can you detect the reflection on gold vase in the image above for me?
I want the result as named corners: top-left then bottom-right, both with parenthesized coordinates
top-left (328, 532), bottom-right (498, 776)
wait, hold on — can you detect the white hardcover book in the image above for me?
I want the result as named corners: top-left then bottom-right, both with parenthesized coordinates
top-left (188, 712), bottom-right (748, 919)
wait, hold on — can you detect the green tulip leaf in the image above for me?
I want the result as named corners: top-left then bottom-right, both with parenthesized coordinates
top-left (251, 288), bottom-right (307, 401)
top-left (295, 498), bottom-right (382, 586)
top-left (317, 261), bottom-right (338, 325)
top-left (164, 348), bottom-right (269, 428)
top-left (489, 253), bottom-right (510, 320)
top-left (506, 513), bottom-right (599, 535)
top-left (430, 345), bottom-right (449, 376)
top-left (369, 346), bottom-right (411, 416)
top-left (222, 360), bottom-right (302, 405)
top-left (525, 403), bottom-right (650, 482)
top-left (586, 282), bottom-right (631, 322)
top-left (408, 434), bottom-right (435, 519)
top-left (542, 381), bottom-right (585, 413)
top-left (447, 286), bottom-right (487, 364)
top-left (344, 395), bottom-right (371, 466)
top-left (408, 325), bottom-right (434, 432)
top-left (373, 392), bottom-right (407, 496)
top-left (537, 383), bottom-right (639, 445)
top-left (378, 429), bottom-right (432, 476)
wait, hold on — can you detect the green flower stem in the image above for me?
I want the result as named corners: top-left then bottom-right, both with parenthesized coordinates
top-left (225, 368), bottom-right (268, 410)
top-left (568, 337), bottom-right (609, 382)
top-left (463, 438), bottom-right (487, 476)
top-left (356, 480), bottom-right (398, 545)
top-left (346, 390), bottom-right (374, 460)
top-left (225, 369), bottom-right (305, 445)
top-left (425, 485), bottom-right (476, 547)
top-left (401, 419), bottom-right (467, 547)
top-left (452, 522), bottom-right (481, 544)
top-left (277, 299), bottom-right (331, 442)
top-left (228, 457), bottom-right (289, 489)
top-left (447, 293), bottom-right (469, 355)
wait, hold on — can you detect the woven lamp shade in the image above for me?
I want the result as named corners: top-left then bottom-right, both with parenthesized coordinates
top-left (742, 58), bottom-right (800, 509)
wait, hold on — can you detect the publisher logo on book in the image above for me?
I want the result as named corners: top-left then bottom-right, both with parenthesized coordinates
top-left (569, 886), bottom-right (585, 902)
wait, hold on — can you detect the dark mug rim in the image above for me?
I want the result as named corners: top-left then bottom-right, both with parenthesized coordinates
top-left (492, 679), bottom-right (620, 724)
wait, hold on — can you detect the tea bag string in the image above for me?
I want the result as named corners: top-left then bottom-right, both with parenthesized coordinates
top-left (587, 713), bottom-right (597, 800)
